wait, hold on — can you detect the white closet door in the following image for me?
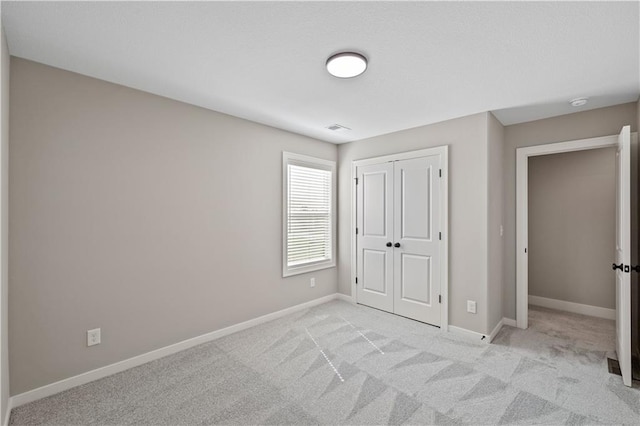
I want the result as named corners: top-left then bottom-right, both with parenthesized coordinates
top-left (393, 156), bottom-right (441, 326)
top-left (614, 125), bottom-right (631, 386)
top-left (356, 162), bottom-right (394, 313)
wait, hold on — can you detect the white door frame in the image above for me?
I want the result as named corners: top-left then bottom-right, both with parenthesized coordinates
top-left (515, 134), bottom-right (626, 329)
top-left (350, 146), bottom-right (449, 330)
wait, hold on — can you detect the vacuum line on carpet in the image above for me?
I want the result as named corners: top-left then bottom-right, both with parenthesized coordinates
top-left (340, 316), bottom-right (385, 355)
top-left (304, 327), bottom-right (344, 382)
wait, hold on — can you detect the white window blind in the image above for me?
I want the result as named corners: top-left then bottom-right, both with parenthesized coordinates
top-left (283, 153), bottom-right (335, 277)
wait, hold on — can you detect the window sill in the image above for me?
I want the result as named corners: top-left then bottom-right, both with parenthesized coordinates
top-left (282, 261), bottom-right (336, 278)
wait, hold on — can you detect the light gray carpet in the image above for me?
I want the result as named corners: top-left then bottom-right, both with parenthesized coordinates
top-left (9, 301), bottom-right (640, 425)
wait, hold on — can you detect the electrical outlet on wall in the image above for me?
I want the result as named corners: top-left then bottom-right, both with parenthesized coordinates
top-left (87, 328), bottom-right (101, 347)
top-left (467, 300), bottom-right (477, 314)
top-left (310, 277), bottom-right (316, 288)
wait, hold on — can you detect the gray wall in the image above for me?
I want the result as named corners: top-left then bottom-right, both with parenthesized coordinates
top-left (487, 113), bottom-right (505, 332)
top-left (338, 113), bottom-right (490, 334)
top-left (528, 148), bottom-right (615, 309)
top-left (1, 27), bottom-right (9, 422)
top-left (9, 58), bottom-right (338, 395)
top-left (502, 102), bottom-right (638, 320)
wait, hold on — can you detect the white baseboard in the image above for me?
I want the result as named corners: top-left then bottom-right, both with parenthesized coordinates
top-left (335, 293), bottom-right (354, 303)
top-left (502, 318), bottom-right (517, 327)
top-left (451, 317), bottom-right (517, 344)
top-left (8, 293), bottom-right (341, 412)
top-left (448, 325), bottom-right (488, 343)
top-left (3, 398), bottom-right (12, 426)
top-left (485, 317), bottom-right (518, 344)
top-left (528, 295), bottom-right (615, 320)
top-left (488, 319), bottom-right (504, 343)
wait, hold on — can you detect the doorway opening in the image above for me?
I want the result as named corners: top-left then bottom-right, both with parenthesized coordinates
top-left (516, 128), bottom-right (637, 386)
top-left (528, 147), bottom-right (616, 320)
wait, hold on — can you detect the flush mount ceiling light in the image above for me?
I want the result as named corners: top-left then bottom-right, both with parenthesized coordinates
top-left (569, 97), bottom-right (588, 107)
top-left (326, 52), bottom-right (367, 78)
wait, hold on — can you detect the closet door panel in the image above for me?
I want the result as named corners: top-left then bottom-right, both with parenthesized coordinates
top-left (356, 162), bottom-right (394, 313)
top-left (393, 156), bottom-right (441, 326)
top-left (400, 253), bottom-right (431, 304)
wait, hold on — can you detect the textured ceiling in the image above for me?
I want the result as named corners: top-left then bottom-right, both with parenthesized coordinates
top-left (2, 1), bottom-right (639, 143)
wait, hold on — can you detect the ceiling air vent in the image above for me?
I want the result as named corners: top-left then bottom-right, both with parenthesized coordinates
top-left (326, 124), bottom-right (351, 132)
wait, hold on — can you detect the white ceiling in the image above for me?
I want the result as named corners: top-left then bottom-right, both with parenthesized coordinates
top-left (2, 1), bottom-right (639, 144)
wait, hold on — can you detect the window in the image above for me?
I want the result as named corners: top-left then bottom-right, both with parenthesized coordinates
top-left (283, 152), bottom-right (336, 277)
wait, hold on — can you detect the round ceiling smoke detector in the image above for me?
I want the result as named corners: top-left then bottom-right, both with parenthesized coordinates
top-left (569, 98), bottom-right (588, 107)
top-left (326, 52), bottom-right (367, 78)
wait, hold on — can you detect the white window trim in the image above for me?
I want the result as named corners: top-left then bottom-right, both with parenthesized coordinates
top-left (282, 152), bottom-right (336, 277)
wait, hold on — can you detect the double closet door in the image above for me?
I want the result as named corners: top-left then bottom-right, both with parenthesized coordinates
top-left (356, 155), bottom-right (442, 326)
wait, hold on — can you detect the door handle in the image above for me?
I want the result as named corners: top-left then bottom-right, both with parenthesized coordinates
top-left (394, 242), bottom-right (401, 248)
top-left (631, 265), bottom-right (640, 273)
top-left (386, 242), bottom-right (392, 247)
top-left (612, 263), bottom-right (623, 271)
